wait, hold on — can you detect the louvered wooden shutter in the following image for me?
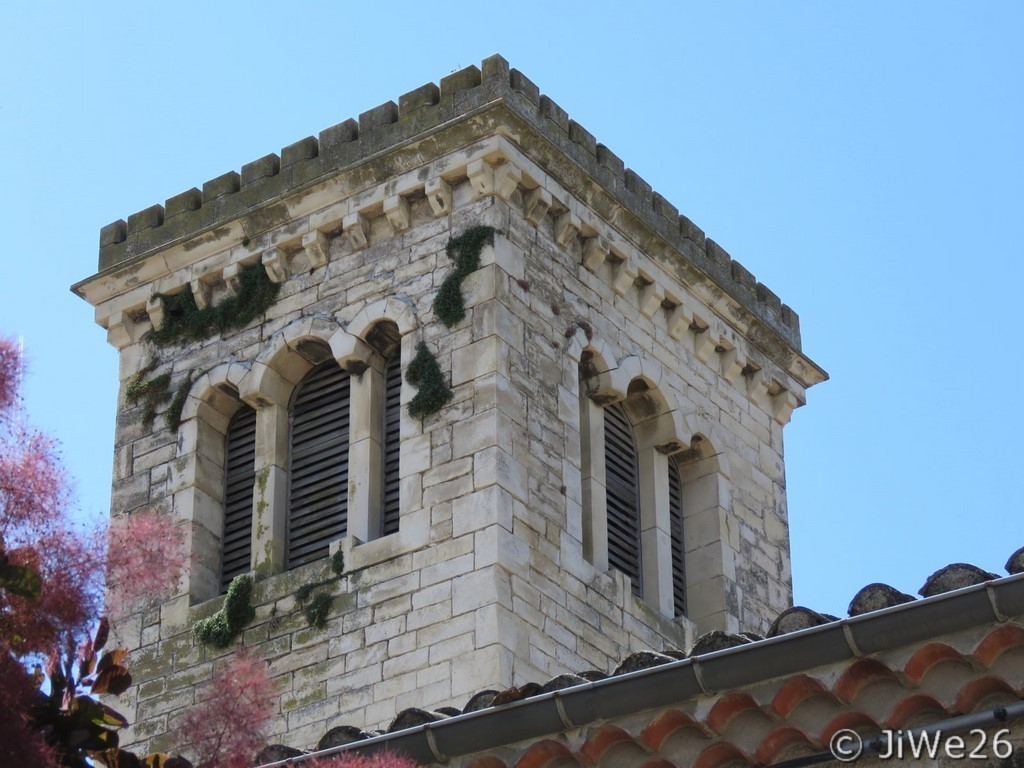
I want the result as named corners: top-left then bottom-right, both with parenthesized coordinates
top-left (380, 354), bottom-right (402, 536)
top-left (669, 457), bottom-right (686, 616)
top-left (288, 362), bottom-right (350, 568)
top-left (604, 403), bottom-right (642, 596)
top-left (221, 405), bottom-right (256, 593)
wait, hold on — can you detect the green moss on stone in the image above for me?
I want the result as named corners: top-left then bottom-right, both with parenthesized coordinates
top-left (164, 372), bottom-right (194, 432)
top-left (124, 360), bottom-right (172, 430)
top-left (304, 591), bottom-right (333, 630)
top-left (405, 341), bottom-right (452, 419)
top-left (433, 225), bottom-right (495, 327)
top-left (192, 573), bottom-right (255, 649)
top-left (147, 263), bottom-right (280, 347)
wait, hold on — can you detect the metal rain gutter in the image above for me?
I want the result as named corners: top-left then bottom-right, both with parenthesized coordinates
top-left (256, 572), bottom-right (1024, 767)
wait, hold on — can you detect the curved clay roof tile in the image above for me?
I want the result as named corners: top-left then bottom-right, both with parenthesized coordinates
top-left (706, 693), bottom-right (762, 735)
top-left (688, 630), bottom-right (751, 656)
top-left (254, 744), bottom-right (304, 762)
top-left (613, 650), bottom-right (677, 675)
top-left (834, 658), bottom-right (902, 704)
top-left (515, 739), bottom-right (578, 768)
top-left (579, 724), bottom-right (647, 765)
top-left (467, 758), bottom-right (508, 768)
top-left (770, 676), bottom-right (833, 718)
top-left (819, 711), bottom-right (881, 745)
top-left (847, 583), bottom-right (915, 616)
top-left (641, 709), bottom-right (710, 752)
top-left (884, 693), bottom-right (949, 730)
top-left (387, 707), bottom-right (449, 732)
top-left (692, 740), bottom-right (752, 768)
top-left (919, 563), bottom-right (999, 597)
top-left (1006, 545), bottom-right (1024, 575)
top-left (767, 606), bottom-right (833, 637)
top-left (973, 623), bottom-right (1024, 668)
top-left (463, 689), bottom-right (500, 712)
top-left (316, 725), bottom-right (370, 750)
top-left (539, 673), bottom-right (590, 694)
top-left (754, 726), bottom-right (817, 765)
top-left (903, 642), bottom-right (972, 683)
top-left (955, 676), bottom-right (1020, 714)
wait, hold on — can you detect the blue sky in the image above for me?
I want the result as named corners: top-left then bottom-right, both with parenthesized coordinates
top-left (1, 2), bottom-right (1020, 619)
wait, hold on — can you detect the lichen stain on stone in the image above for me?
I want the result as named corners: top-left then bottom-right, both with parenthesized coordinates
top-left (242, 203), bottom-right (291, 238)
top-left (746, 322), bottom-right (795, 369)
top-left (182, 226), bottom-right (232, 252)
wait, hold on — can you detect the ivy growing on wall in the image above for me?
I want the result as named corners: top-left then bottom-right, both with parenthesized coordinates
top-left (295, 550), bottom-right (347, 630)
top-left (147, 263), bottom-right (280, 347)
top-left (124, 361), bottom-right (171, 430)
top-left (125, 263), bottom-right (279, 435)
top-left (433, 225), bottom-right (495, 327)
top-left (405, 341), bottom-right (452, 418)
top-left (164, 372), bottom-right (195, 432)
top-left (193, 573), bottom-right (256, 648)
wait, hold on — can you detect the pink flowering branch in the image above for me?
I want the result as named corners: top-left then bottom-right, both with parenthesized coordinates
top-left (106, 507), bottom-right (187, 614)
top-left (179, 650), bottom-right (276, 768)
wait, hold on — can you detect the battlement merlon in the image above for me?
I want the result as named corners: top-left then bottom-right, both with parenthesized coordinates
top-left (73, 54), bottom-right (827, 389)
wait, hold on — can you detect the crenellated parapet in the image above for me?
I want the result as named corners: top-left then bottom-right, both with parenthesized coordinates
top-left (78, 137), bottom-right (823, 416)
top-left (86, 54), bottom-right (807, 357)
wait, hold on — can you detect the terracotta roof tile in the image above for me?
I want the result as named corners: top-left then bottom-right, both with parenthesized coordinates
top-left (252, 549), bottom-right (1024, 768)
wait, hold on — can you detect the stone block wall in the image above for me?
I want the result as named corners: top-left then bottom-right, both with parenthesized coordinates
top-left (84, 118), bottom-right (819, 756)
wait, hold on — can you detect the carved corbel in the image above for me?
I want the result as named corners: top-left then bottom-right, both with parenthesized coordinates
top-left (302, 230), bottom-right (330, 268)
top-left (383, 195), bottom-right (410, 232)
top-left (690, 314), bottom-right (715, 363)
top-left (342, 212), bottom-right (370, 250)
top-left (718, 343), bottom-right (745, 385)
top-left (190, 278), bottom-right (212, 309)
top-left (106, 310), bottom-right (136, 350)
top-left (582, 236), bottom-right (609, 272)
top-left (467, 159), bottom-right (494, 197)
top-left (745, 365), bottom-right (770, 408)
top-left (494, 164), bottom-right (522, 200)
top-left (426, 178), bottom-right (452, 217)
top-left (611, 257), bottom-right (638, 297)
top-left (638, 277), bottom-right (664, 319)
top-left (223, 263), bottom-right (242, 297)
top-left (263, 247), bottom-right (290, 284)
top-left (524, 187), bottom-right (551, 226)
top-left (772, 388), bottom-right (802, 425)
top-left (555, 211), bottom-right (581, 248)
top-left (146, 294), bottom-right (165, 330)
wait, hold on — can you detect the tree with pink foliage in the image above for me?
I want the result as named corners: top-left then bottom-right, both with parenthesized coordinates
top-left (179, 649), bottom-right (276, 768)
top-left (106, 506), bottom-right (187, 614)
top-left (0, 335), bottom-right (108, 766)
top-left (0, 339), bottom-right (103, 657)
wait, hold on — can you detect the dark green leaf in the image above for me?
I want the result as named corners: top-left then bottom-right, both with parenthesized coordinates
top-left (0, 562), bottom-right (42, 598)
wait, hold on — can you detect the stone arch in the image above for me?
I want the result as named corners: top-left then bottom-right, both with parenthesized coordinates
top-left (177, 361), bottom-right (250, 456)
top-left (240, 317), bottom-right (340, 407)
top-left (174, 361), bottom-right (257, 605)
top-left (346, 296), bottom-right (418, 339)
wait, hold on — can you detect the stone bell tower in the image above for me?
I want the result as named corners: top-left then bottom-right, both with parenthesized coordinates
top-left (74, 55), bottom-right (825, 754)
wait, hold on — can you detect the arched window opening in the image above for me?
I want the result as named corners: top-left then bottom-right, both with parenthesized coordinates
top-left (604, 402), bottom-right (642, 597)
top-left (288, 361), bottom-right (351, 568)
top-left (221, 404), bottom-right (256, 592)
top-left (668, 455), bottom-right (686, 617)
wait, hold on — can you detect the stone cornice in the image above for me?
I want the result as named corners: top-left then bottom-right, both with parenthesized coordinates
top-left (73, 55), bottom-right (825, 391)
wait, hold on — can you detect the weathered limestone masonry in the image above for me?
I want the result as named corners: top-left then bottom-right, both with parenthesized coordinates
top-left (73, 55), bottom-right (826, 756)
